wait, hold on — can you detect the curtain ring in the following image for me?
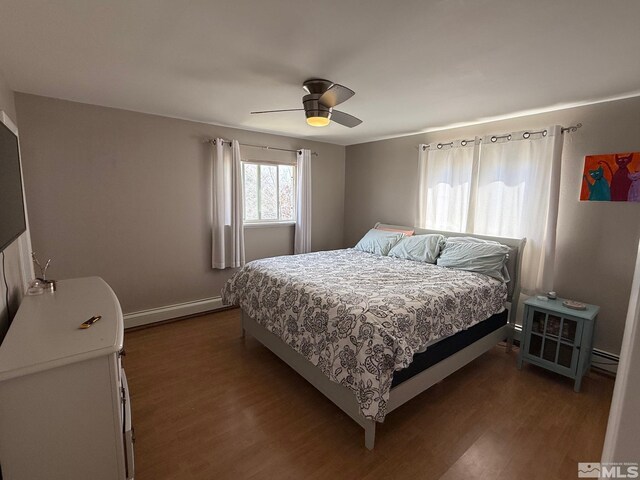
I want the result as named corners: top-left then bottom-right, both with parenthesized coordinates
top-left (543, 130), bottom-right (548, 137)
top-left (491, 136), bottom-right (497, 143)
top-left (461, 140), bottom-right (467, 146)
top-left (523, 132), bottom-right (530, 139)
top-left (437, 143), bottom-right (443, 149)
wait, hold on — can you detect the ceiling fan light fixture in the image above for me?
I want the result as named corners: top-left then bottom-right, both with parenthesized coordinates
top-left (306, 116), bottom-right (330, 127)
top-left (305, 107), bottom-right (331, 127)
top-left (251, 79), bottom-right (361, 128)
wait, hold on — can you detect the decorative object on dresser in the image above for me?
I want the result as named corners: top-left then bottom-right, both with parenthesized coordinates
top-left (31, 251), bottom-right (56, 292)
top-left (518, 296), bottom-right (599, 392)
top-left (0, 277), bottom-right (134, 480)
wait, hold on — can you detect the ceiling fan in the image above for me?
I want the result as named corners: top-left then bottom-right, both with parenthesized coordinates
top-left (251, 79), bottom-right (362, 128)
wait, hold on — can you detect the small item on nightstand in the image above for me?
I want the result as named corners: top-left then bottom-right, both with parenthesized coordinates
top-left (79, 315), bottom-right (102, 329)
top-left (563, 299), bottom-right (586, 310)
top-left (547, 291), bottom-right (557, 299)
top-left (536, 295), bottom-right (548, 301)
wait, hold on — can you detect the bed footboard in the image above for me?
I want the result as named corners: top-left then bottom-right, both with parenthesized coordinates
top-left (241, 310), bottom-right (509, 450)
top-left (241, 311), bottom-right (378, 449)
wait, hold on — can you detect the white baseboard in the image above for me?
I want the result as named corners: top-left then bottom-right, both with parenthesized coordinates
top-left (124, 296), bottom-right (225, 329)
top-left (512, 325), bottom-right (619, 375)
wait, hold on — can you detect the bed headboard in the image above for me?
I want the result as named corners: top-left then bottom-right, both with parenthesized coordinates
top-left (375, 223), bottom-right (527, 324)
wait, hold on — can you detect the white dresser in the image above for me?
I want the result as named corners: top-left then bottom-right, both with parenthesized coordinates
top-left (0, 277), bottom-right (134, 480)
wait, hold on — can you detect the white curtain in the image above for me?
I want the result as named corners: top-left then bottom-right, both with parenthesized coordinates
top-left (295, 149), bottom-right (312, 254)
top-left (474, 126), bottom-right (563, 294)
top-left (211, 138), bottom-right (245, 269)
top-left (417, 139), bottom-right (477, 232)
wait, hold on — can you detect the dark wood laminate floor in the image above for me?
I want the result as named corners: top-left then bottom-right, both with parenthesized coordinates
top-left (124, 309), bottom-right (614, 480)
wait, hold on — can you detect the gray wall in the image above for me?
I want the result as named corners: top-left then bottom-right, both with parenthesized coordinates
top-left (11, 89), bottom-right (640, 355)
top-left (15, 94), bottom-right (345, 314)
top-left (0, 69), bottom-right (26, 342)
top-left (345, 96), bottom-right (640, 356)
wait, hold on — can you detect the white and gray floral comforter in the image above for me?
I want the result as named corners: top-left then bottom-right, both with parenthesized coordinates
top-left (222, 249), bottom-right (507, 421)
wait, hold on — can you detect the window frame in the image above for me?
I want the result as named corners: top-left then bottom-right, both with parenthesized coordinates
top-left (241, 160), bottom-right (297, 225)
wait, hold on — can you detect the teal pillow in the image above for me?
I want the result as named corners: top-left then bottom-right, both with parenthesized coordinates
top-left (388, 234), bottom-right (445, 264)
top-left (354, 229), bottom-right (404, 256)
top-left (437, 238), bottom-right (510, 282)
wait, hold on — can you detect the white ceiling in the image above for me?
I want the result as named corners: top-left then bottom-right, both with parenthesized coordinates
top-left (1, 0), bottom-right (639, 146)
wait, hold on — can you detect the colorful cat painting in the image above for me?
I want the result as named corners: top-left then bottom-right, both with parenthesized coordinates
top-left (602, 153), bottom-right (633, 201)
top-left (628, 171), bottom-right (640, 202)
top-left (583, 166), bottom-right (611, 201)
top-left (580, 152), bottom-right (640, 202)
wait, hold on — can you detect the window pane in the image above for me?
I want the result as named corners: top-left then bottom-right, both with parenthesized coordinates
top-left (279, 165), bottom-right (295, 220)
top-left (260, 165), bottom-right (278, 220)
top-left (542, 339), bottom-right (558, 363)
top-left (532, 311), bottom-right (546, 334)
top-left (561, 319), bottom-right (577, 343)
top-left (558, 343), bottom-right (574, 368)
top-left (529, 334), bottom-right (542, 357)
top-left (546, 315), bottom-right (561, 337)
top-left (244, 164), bottom-right (258, 221)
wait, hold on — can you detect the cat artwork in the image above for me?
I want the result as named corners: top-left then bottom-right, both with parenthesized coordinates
top-left (628, 171), bottom-right (640, 202)
top-left (601, 153), bottom-right (634, 201)
top-left (580, 152), bottom-right (640, 202)
top-left (583, 165), bottom-right (611, 201)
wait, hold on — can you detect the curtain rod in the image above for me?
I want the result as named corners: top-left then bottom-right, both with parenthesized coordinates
top-left (208, 138), bottom-right (318, 156)
top-left (419, 123), bottom-right (583, 150)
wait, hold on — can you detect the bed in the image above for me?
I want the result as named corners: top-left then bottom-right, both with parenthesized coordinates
top-left (222, 223), bottom-right (526, 449)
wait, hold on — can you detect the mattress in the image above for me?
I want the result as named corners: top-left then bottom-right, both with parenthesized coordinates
top-left (391, 309), bottom-right (509, 387)
top-left (222, 248), bottom-right (508, 421)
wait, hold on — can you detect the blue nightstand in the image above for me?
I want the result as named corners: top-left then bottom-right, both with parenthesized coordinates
top-left (517, 297), bottom-right (599, 392)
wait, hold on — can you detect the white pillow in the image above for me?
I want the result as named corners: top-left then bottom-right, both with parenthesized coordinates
top-left (437, 238), bottom-right (510, 282)
top-left (354, 229), bottom-right (404, 256)
top-left (388, 234), bottom-right (445, 264)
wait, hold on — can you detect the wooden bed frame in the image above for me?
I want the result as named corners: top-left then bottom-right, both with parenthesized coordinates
top-left (241, 223), bottom-right (526, 449)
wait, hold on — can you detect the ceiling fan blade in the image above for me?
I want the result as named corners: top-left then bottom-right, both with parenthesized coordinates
top-left (250, 108), bottom-right (304, 114)
top-left (318, 84), bottom-right (355, 108)
top-left (330, 110), bottom-right (362, 128)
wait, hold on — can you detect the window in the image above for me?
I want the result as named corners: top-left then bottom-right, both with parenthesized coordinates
top-left (243, 162), bottom-right (296, 223)
top-left (417, 128), bottom-right (562, 294)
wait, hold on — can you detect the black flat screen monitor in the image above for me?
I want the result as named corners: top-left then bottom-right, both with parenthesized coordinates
top-left (0, 120), bottom-right (26, 252)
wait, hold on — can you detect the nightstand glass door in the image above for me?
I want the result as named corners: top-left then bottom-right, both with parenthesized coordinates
top-left (557, 318), bottom-right (579, 368)
top-left (525, 310), bottom-right (582, 375)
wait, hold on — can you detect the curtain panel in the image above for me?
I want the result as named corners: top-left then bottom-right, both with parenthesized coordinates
top-left (417, 139), bottom-right (478, 232)
top-left (474, 126), bottom-right (562, 294)
top-left (294, 149), bottom-right (312, 254)
top-left (211, 138), bottom-right (245, 269)
top-left (417, 126), bottom-right (563, 294)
